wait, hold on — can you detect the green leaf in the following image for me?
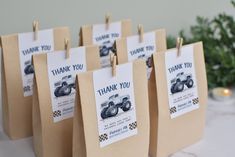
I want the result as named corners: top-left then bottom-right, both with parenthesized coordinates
top-left (167, 1), bottom-right (235, 89)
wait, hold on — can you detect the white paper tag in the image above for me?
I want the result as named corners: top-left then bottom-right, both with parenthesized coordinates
top-left (18, 29), bottom-right (54, 97)
top-left (165, 45), bottom-right (199, 119)
top-left (92, 22), bottom-right (122, 68)
top-left (47, 47), bottom-right (87, 123)
top-left (127, 32), bottom-right (156, 79)
top-left (93, 62), bottom-right (137, 147)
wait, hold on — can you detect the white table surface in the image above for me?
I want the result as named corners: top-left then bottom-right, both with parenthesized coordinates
top-left (0, 95), bottom-right (235, 157)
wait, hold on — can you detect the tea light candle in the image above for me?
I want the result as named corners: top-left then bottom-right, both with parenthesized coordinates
top-left (212, 87), bottom-right (233, 101)
top-left (223, 89), bottom-right (232, 96)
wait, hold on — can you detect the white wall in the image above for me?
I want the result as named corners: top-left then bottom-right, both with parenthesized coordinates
top-left (0, 0), bottom-right (234, 46)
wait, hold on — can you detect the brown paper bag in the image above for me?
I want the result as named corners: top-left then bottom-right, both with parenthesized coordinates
top-left (149, 42), bottom-right (208, 157)
top-left (1, 26), bottom-right (70, 140)
top-left (73, 59), bottom-right (150, 157)
top-left (32, 45), bottom-right (101, 157)
top-left (115, 28), bottom-right (167, 79)
top-left (79, 19), bottom-right (132, 67)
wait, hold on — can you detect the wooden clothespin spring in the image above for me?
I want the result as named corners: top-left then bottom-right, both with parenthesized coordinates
top-left (105, 13), bottom-right (111, 30)
top-left (138, 24), bottom-right (144, 43)
top-left (176, 37), bottom-right (183, 57)
top-left (64, 38), bottom-right (70, 59)
top-left (110, 53), bottom-right (116, 77)
top-left (33, 20), bottom-right (39, 41)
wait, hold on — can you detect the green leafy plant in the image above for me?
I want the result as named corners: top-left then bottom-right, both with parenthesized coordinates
top-left (168, 1), bottom-right (235, 89)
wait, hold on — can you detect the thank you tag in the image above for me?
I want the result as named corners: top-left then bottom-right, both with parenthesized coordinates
top-left (93, 22), bottom-right (121, 68)
top-left (165, 45), bottom-right (199, 118)
top-left (93, 62), bottom-right (137, 147)
top-left (127, 32), bottom-right (156, 79)
top-left (47, 47), bottom-right (87, 122)
top-left (18, 29), bottom-right (54, 97)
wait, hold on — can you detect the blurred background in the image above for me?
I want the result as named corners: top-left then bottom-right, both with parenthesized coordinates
top-left (0, 0), bottom-right (233, 41)
top-left (0, 0), bottom-right (235, 88)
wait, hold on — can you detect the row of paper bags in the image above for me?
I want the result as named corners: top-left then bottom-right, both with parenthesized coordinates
top-left (0, 18), bottom-right (208, 157)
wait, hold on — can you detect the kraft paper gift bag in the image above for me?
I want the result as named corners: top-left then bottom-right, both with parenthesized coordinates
top-left (79, 17), bottom-right (132, 68)
top-left (149, 42), bottom-right (208, 157)
top-left (73, 59), bottom-right (150, 157)
top-left (0, 24), bottom-right (70, 140)
top-left (115, 26), bottom-right (167, 79)
top-left (32, 45), bottom-right (100, 157)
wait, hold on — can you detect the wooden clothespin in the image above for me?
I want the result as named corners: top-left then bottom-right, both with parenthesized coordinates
top-left (33, 20), bottom-right (39, 41)
top-left (138, 24), bottom-right (144, 43)
top-left (0, 38), bottom-right (2, 49)
top-left (64, 38), bottom-right (70, 59)
top-left (110, 53), bottom-right (116, 77)
top-left (105, 13), bottom-right (111, 30)
top-left (176, 37), bottom-right (183, 57)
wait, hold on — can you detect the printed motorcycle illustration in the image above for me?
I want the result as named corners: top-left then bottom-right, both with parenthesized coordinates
top-left (170, 72), bottom-right (194, 94)
top-left (101, 94), bottom-right (131, 119)
top-left (54, 75), bottom-right (75, 97)
top-left (138, 54), bottom-right (152, 68)
top-left (24, 60), bottom-right (34, 75)
top-left (99, 42), bottom-right (116, 57)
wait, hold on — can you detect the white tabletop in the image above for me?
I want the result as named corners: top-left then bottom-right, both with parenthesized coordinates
top-left (0, 95), bottom-right (234, 157)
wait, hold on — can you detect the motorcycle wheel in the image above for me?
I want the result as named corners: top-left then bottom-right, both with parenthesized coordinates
top-left (186, 79), bottom-right (194, 88)
top-left (102, 49), bottom-right (109, 56)
top-left (54, 87), bottom-right (62, 97)
top-left (146, 58), bottom-right (152, 68)
top-left (24, 65), bottom-right (34, 75)
top-left (107, 105), bottom-right (119, 118)
top-left (122, 101), bottom-right (131, 111)
top-left (171, 84), bottom-right (176, 94)
top-left (101, 107), bottom-right (109, 119)
top-left (100, 47), bottom-right (109, 57)
top-left (62, 86), bottom-right (72, 96)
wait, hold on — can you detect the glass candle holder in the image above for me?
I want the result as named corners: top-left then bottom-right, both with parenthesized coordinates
top-left (212, 87), bottom-right (233, 101)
